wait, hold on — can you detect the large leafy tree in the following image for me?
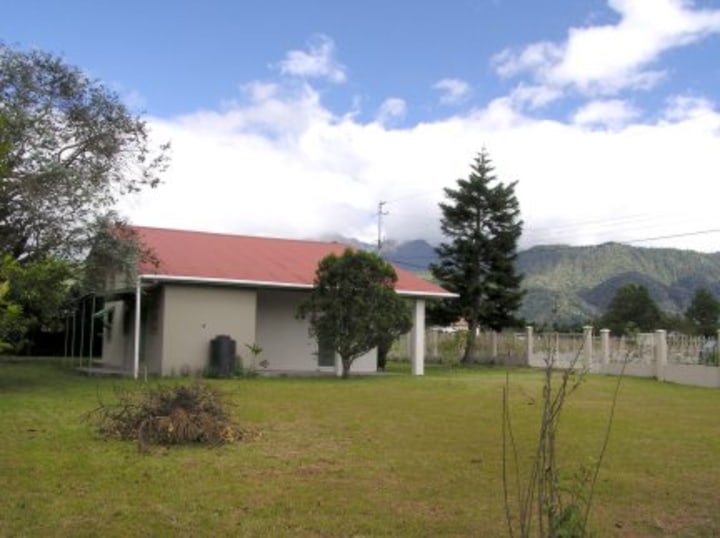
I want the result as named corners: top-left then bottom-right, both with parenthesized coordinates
top-left (0, 44), bottom-right (168, 350)
top-left (0, 43), bottom-right (169, 262)
top-left (431, 149), bottom-right (524, 364)
top-left (685, 288), bottom-right (720, 337)
top-left (601, 283), bottom-right (663, 335)
top-left (298, 249), bottom-right (412, 378)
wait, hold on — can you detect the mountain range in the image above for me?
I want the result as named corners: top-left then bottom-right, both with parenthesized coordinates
top-left (376, 239), bottom-right (720, 325)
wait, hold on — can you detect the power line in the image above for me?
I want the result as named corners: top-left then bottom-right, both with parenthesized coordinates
top-left (623, 228), bottom-right (720, 245)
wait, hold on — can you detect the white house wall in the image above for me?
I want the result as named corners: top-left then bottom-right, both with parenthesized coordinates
top-left (142, 288), bottom-right (164, 375)
top-left (160, 285), bottom-right (257, 376)
top-left (255, 289), bottom-right (377, 373)
top-left (101, 300), bottom-right (132, 370)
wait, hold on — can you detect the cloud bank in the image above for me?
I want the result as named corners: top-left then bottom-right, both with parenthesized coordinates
top-left (123, 0), bottom-right (720, 253)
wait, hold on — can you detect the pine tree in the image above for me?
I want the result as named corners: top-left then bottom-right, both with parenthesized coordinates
top-left (685, 288), bottom-right (720, 337)
top-left (431, 149), bottom-right (524, 364)
top-left (601, 283), bottom-right (663, 335)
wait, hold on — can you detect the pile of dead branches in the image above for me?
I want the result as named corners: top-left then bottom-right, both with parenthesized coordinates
top-left (87, 382), bottom-right (253, 451)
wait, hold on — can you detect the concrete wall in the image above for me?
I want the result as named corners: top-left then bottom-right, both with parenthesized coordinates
top-left (142, 288), bottom-right (164, 375)
top-left (664, 364), bottom-right (720, 388)
top-left (255, 289), bottom-right (377, 373)
top-left (601, 363), bottom-right (656, 378)
top-left (161, 285), bottom-right (257, 376)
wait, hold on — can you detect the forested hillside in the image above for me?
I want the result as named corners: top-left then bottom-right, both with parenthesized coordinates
top-left (381, 239), bottom-right (720, 325)
top-left (516, 243), bottom-right (720, 325)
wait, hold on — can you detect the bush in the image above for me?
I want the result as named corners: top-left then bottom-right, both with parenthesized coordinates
top-left (437, 331), bottom-right (465, 365)
top-left (87, 382), bottom-right (253, 451)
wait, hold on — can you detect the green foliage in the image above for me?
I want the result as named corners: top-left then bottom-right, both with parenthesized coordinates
top-left (297, 248), bottom-right (412, 378)
top-left (376, 302), bottom-right (413, 371)
top-left (685, 288), bottom-right (720, 337)
top-left (82, 213), bottom-right (158, 293)
top-left (0, 255), bottom-right (75, 352)
top-left (436, 330), bottom-right (465, 365)
top-left (601, 283), bottom-right (662, 335)
top-left (431, 149), bottom-right (524, 363)
top-left (0, 43), bottom-right (169, 262)
top-left (0, 278), bottom-right (22, 352)
top-left (0, 113), bottom-right (9, 177)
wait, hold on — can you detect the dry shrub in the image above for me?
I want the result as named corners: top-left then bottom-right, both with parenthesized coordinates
top-left (87, 382), bottom-right (254, 451)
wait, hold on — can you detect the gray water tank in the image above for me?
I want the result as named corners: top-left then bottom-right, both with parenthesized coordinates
top-left (209, 335), bottom-right (236, 377)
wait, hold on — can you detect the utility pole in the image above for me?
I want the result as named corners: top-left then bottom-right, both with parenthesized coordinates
top-left (377, 201), bottom-right (388, 252)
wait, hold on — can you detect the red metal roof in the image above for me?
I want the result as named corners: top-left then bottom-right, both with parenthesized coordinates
top-left (132, 226), bottom-right (453, 298)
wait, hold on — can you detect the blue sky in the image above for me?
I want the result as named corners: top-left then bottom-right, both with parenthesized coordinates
top-left (3, 0), bottom-right (720, 251)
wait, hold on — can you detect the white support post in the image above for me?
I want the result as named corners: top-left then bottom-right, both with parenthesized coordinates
top-left (410, 299), bottom-right (426, 376)
top-left (88, 295), bottom-right (96, 371)
top-left (133, 279), bottom-right (142, 380)
top-left (334, 353), bottom-right (343, 377)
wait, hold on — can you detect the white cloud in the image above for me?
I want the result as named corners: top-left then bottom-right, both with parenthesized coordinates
top-left (433, 78), bottom-right (471, 105)
top-left (175, 82), bottom-right (331, 138)
top-left (493, 0), bottom-right (720, 96)
top-left (277, 34), bottom-right (347, 83)
top-left (573, 99), bottom-right (640, 128)
top-left (508, 83), bottom-right (564, 109)
top-left (662, 94), bottom-right (715, 121)
top-left (376, 98), bottom-right (407, 125)
top-left (122, 83), bottom-right (720, 253)
top-left (493, 41), bottom-right (562, 79)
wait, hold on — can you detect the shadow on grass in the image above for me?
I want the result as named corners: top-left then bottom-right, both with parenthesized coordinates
top-left (0, 358), bottom-right (78, 392)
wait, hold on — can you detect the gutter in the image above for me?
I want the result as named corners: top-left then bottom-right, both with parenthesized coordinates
top-left (137, 273), bottom-right (457, 299)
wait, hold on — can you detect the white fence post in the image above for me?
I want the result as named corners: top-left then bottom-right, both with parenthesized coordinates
top-left (601, 329), bottom-right (610, 369)
top-left (583, 326), bottom-right (593, 370)
top-left (526, 326), bottom-right (533, 366)
top-left (655, 330), bottom-right (667, 381)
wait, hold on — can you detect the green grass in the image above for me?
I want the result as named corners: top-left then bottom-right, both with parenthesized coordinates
top-left (1, 360), bottom-right (719, 537)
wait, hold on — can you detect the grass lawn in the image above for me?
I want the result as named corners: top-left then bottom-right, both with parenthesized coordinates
top-left (1, 360), bottom-right (719, 537)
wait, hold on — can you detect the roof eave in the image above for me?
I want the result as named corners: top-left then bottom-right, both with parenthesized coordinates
top-left (139, 274), bottom-right (314, 291)
top-left (137, 273), bottom-right (455, 298)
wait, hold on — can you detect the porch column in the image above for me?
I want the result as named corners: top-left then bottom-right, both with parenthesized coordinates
top-left (334, 353), bottom-right (342, 377)
top-left (133, 278), bottom-right (141, 380)
top-left (410, 299), bottom-right (425, 376)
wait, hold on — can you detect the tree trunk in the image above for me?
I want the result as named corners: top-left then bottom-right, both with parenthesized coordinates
top-left (462, 319), bottom-right (478, 364)
top-left (342, 358), bottom-right (351, 378)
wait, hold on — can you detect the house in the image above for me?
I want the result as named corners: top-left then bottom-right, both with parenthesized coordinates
top-left (99, 226), bottom-right (454, 377)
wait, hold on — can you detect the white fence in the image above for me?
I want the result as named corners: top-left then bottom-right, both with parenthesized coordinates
top-left (392, 326), bottom-right (720, 388)
top-left (527, 326), bottom-right (720, 388)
